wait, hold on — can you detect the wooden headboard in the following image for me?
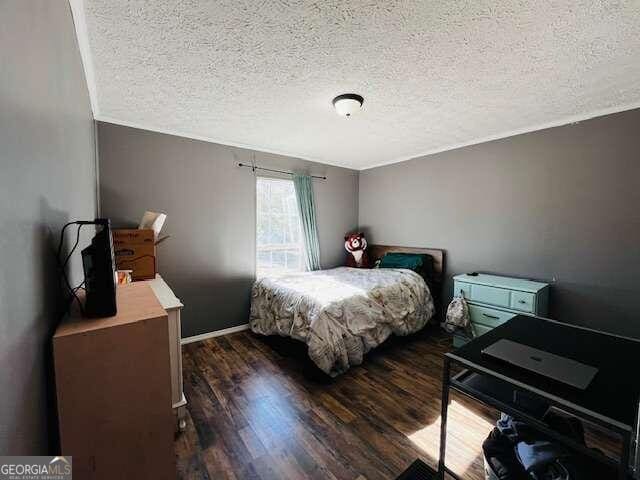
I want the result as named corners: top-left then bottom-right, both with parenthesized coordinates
top-left (368, 245), bottom-right (446, 314)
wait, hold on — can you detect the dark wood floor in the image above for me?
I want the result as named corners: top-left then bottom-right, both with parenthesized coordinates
top-left (175, 326), bottom-right (502, 480)
top-left (175, 327), bottom-right (619, 480)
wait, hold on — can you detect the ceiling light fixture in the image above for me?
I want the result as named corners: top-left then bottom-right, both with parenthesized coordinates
top-left (332, 93), bottom-right (364, 117)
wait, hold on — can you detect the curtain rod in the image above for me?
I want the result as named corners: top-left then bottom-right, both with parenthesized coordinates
top-left (237, 163), bottom-right (327, 180)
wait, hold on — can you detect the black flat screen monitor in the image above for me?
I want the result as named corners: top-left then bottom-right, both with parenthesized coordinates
top-left (81, 219), bottom-right (117, 317)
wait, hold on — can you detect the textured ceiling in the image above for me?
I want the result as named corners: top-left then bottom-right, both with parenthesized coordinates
top-left (80, 0), bottom-right (640, 169)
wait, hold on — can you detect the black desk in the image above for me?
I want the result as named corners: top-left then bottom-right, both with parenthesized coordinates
top-left (438, 315), bottom-right (640, 480)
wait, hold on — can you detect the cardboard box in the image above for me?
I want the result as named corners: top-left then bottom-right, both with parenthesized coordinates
top-left (113, 229), bottom-right (157, 281)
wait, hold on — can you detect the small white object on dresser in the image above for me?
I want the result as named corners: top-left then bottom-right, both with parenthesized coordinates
top-left (146, 274), bottom-right (187, 431)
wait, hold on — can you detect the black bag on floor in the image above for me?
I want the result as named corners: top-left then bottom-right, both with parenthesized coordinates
top-left (482, 427), bottom-right (529, 480)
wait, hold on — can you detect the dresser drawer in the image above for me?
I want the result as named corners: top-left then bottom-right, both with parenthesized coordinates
top-left (510, 290), bottom-right (535, 313)
top-left (471, 323), bottom-right (493, 338)
top-left (454, 281), bottom-right (472, 299)
top-left (453, 333), bottom-right (470, 348)
top-left (470, 284), bottom-right (511, 308)
top-left (469, 304), bottom-right (516, 328)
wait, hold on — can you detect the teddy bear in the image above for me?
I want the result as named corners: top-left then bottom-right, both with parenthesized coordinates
top-left (344, 232), bottom-right (371, 268)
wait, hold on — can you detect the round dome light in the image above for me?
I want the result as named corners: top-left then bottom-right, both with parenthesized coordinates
top-left (332, 93), bottom-right (364, 117)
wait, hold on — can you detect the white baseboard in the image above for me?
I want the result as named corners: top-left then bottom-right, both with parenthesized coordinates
top-left (181, 324), bottom-right (250, 345)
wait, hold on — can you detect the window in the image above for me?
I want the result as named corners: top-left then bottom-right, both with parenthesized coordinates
top-left (256, 177), bottom-right (304, 277)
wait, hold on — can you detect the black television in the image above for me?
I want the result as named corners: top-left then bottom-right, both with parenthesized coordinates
top-left (81, 218), bottom-right (117, 317)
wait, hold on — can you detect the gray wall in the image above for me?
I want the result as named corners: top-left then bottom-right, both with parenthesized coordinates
top-left (98, 122), bottom-right (359, 337)
top-left (359, 109), bottom-right (640, 338)
top-left (0, 1), bottom-right (97, 454)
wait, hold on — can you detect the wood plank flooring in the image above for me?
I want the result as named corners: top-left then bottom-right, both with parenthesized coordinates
top-left (176, 326), bottom-right (501, 480)
top-left (175, 327), bottom-right (619, 480)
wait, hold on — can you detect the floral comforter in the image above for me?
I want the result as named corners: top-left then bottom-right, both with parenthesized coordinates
top-left (249, 267), bottom-right (434, 376)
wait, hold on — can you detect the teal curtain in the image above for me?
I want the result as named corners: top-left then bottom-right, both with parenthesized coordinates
top-left (293, 174), bottom-right (321, 271)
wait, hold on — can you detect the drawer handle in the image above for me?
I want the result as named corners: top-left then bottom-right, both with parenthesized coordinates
top-left (482, 313), bottom-right (500, 320)
top-left (518, 300), bottom-right (527, 304)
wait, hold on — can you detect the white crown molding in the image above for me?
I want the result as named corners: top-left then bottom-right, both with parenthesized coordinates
top-left (360, 102), bottom-right (640, 171)
top-left (94, 115), bottom-right (357, 171)
top-left (181, 323), bottom-right (250, 345)
top-left (100, 102), bottom-right (640, 172)
top-left (68, 0), bottom-right (99, 116)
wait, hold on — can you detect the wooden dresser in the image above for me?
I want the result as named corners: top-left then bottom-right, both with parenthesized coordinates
top-left (53, 282), bottom-right (176, 479)
top-left (452, 273), bottom-right (550, 347)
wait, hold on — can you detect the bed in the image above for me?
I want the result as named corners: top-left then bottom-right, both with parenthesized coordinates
top-left (250, 245), bottom-right (445, 376)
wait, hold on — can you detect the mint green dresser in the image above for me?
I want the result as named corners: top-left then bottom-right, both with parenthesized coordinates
top-left (452, 273), bottom-right (550, 347)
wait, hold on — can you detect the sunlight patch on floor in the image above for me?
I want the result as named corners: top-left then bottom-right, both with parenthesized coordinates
top-left (408, 399), bottom-right (495, 479)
